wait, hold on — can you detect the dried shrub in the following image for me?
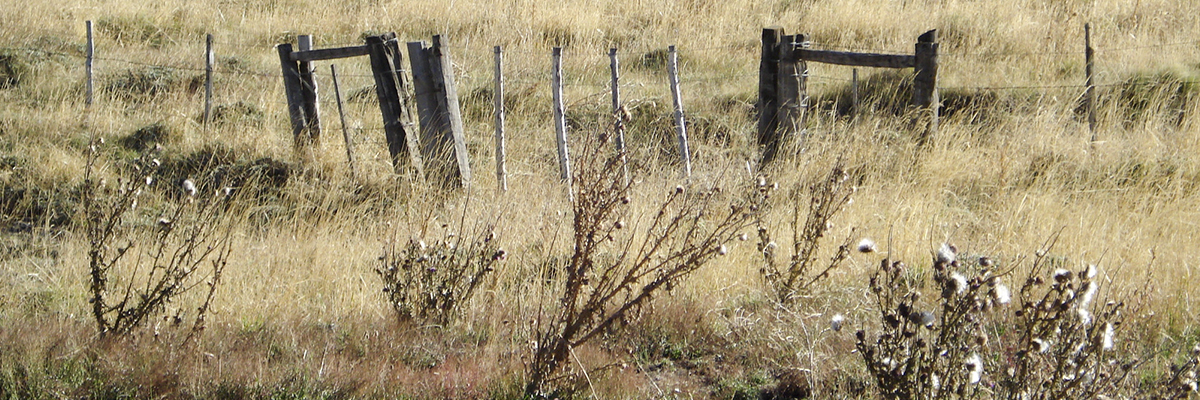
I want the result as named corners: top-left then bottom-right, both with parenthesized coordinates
top-left (82, 141), bottom-right (239, 339)
top-left (375, 223), bottom-right (502, 325)
top-left (757, 163), bottom-right (858, 304)
top-left (853, 236), bottom-right (1154, 399)
top-left (526, 134), bottom-right (766, 395)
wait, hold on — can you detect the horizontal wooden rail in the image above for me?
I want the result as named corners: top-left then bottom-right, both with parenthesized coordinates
top-left (291, 45), bottom-right (370, 62)
top-left (794, 48), bottom-right (915, 69)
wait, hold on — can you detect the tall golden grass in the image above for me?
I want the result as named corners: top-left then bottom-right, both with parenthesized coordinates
top-left (2, 0), bottom-right (1200, 397)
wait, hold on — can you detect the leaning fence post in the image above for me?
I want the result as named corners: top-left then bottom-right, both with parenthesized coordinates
top-left (609, 48), bottom-right (630, 186)
top-left (551, 47), bottom-right (573, 200)
top-left (204, 33), bottom-right (214, 128)
top-left (429, 35), bottom-right (472, 188)
top-left (365, 34), bottom-right (410, 174)
top-left (913, 29), bottom-right (939, 146)
top-left (1085, 23), bottom-right (1097, 142)
top-left (494, 45), bottom-right (507, 193)
top-left (667, 45), bottom-right (692, 178)
top-left (276, 43), bottom-right (307, 147)
top-left (86, 20), bottom-right (94, 109)
top-left (330, 64), bottom-right (357, 180)
top-left (757, 27), bottom-right (784, 164)
top-left (296, 35), bottom-right (321, 148)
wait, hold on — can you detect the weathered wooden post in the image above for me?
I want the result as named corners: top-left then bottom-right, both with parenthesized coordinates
top-left (276, 43), bottom-right (308, 148)
top-left (296, 35), bottom-right (321, 148)
top-left (407, 36), bottom-right (471, 188)
top-left (667, 45), bottom-right (692, 178)
top-left (365, 34), bottom-right (411, 174)
top-left (913, 29), bottom-right (939, 146)
top-left (758, 27), bottom-right (784, 164)
top-left (551, 47), bottom-right (573, 198)
top-left (494, 45), bottom-right (507, 193)
top-left (330, 64), bottom-right (357, 179)
top-left (1085, 23), bottom-right (1097, 141)
top-left (609, 48), bottom-right (630, 186)
top-left (204, 33), bottom-right (214, 127)
top-left (86, 21), bottom-right (94, 109)
top-left (778, 34), bottom-right (808, 151)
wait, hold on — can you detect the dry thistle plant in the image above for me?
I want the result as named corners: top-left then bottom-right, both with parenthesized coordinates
top-left (854, 237), bottom-right (1152, 400)
top-left (526, 134), bottom-right (765, 396)
top-left (757, 162), bottom-right (858, 304)
top-left (81, 140), bottom-right (238, 340)
top-left (1146, 342), bottom-right (1200, 399)
top-left (375, 221), bottom-right (502, 325)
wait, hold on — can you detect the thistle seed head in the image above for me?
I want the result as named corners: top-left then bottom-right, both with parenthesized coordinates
top-left (182, 179), bottom-right (197, 197)
top-left (993, 283), bottom-right (1011, 305)
top-left (1083, 264), bottom-right (1098, 280)
top-left (1102, 322), bottom-right (1115, 350)
top-left (936, 243), bottom-right (957, 265)
top-left (857, 238), bottom-right (877, 253)
top-left (1053, 268), bottom-right (1073, 283)
top-left (830, 314), bottom-right (845, 332)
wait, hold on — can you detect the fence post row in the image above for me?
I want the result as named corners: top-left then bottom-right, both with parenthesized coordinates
top-left (408, 37), bottom-right (472, 189)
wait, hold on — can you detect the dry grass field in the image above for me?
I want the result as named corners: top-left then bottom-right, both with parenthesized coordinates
top-left (3, 0), bottom-right (1200, 398)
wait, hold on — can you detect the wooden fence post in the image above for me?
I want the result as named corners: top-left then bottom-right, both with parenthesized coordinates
top-left (429, 35), bottom-right (471, 188)
top-left (407, 37), bottom-right (470, 188)
top-left (551, 47), bottom-right (573, 197)
top-left (296, 35), bottom-right (321, 148)
top-left (1085, 23), bottom-right (1097, 141)
top-left (204, 33), bottom-right (214, 128)
top-left (276, 43), bottom-right (308, 147)
top-left (494, 45), bottom-right (507, 193)
top-left (913, 29), bottom-right (939, 146)
top-left (365, 35), bottom-right (410, 174)
top-left (667, 45), bottom-right (692, 178)
top-left (609, 48), bottom-right (629, 186)
top-left (757, 27), bottom-right (784, 164)
top-left (777, 34), bottom-right (808, 152)
top-left (86, 21), bottom-right (94, 109)
top-left (330, 64), bottom-right (357, 180)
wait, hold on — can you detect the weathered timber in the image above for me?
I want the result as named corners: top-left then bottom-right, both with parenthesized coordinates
top-left (667, 45), bottom-right (692, 178)
top-left (494, 45), bottom-right (507, 192)
top-left (276, 43), bottom-right (308, 144)
top-left (291, 45), bottom-right (370, 62)
top-left (913, 29), bottom-right (939, 145)
top-left (757, 27), bottom-right (784, 164)
top-left (793, 49), bottom-right (915, 69)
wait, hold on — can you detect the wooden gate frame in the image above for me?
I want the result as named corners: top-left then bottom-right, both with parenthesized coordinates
top-left (758, 27), bottom-right (939, 163)
top-left (277, 33), bottom-right (471, 187)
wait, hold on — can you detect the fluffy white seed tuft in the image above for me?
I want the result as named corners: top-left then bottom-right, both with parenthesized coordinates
top-left (856, 238), bottom-right (877, 253)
